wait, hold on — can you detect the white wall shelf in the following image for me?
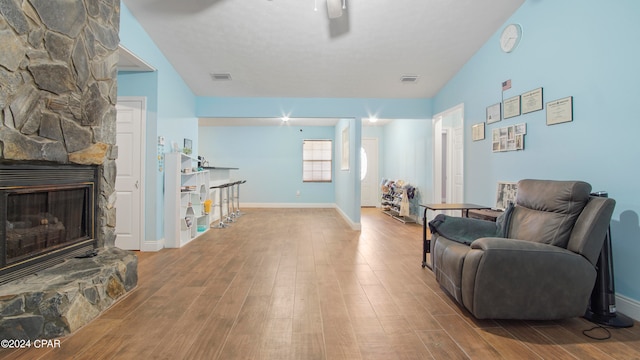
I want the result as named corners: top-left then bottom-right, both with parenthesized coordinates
top-left (164, 152), bottom-right (211, 248)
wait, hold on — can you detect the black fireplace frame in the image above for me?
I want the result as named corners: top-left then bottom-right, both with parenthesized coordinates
top-left (0, 162), bottom-right (99, 284)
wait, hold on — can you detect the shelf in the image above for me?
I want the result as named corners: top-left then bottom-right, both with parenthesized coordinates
top-left (165, 152), bottom-right (212, 248)
top-left (380, 180), bottom-right (417, 224)
top-left (382, 209), bottom-right (416, 224)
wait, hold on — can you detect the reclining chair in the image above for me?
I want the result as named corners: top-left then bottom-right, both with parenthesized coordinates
top-left (429, 179), bottom-right (615, 320)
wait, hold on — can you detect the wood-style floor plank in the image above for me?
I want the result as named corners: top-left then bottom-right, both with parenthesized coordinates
top-left (2, 208), bottom-right (639, 360)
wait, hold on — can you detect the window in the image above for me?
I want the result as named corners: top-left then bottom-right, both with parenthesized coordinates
top-left (360, 147), bottom-right (367, 181)
top-left (302, 140), bottom-right (332, 182)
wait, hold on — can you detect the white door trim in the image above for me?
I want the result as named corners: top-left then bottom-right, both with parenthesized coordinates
top-left (432, 103), bottom-right (464, 208)
top-left (115, 96), bottom-right (146, 250)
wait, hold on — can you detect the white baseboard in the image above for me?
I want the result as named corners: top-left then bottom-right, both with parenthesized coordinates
top-left (335, 206), bottom-right (361, 231)
top-left (242, 203), bottom-right (361, 230)
top-left (615, 293), bottom-right (640, 322)
top-left (242, 202), bottom-right (335, 208)
top-left (140, 238), bottom-right (164, 252)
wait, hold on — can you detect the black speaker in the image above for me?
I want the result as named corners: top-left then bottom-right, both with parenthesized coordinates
top-left (584, 191), bottom-right (634, 328)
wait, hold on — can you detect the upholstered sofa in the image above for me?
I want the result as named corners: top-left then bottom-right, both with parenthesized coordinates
top-left (429, 179), bottom-right (615, 320)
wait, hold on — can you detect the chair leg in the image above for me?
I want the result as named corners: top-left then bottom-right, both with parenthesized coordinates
top-left (212, 187), bottom-right (228, 228)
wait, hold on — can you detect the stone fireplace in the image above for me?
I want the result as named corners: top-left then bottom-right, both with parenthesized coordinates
top-left (0, 163), bottom-right (98, 284)
top-left (0, 0), bottom-right (137, 340)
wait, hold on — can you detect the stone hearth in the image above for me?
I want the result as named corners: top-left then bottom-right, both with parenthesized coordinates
top-left (0, 247), bottom-right (137, 339)
top-left (0, 0), bottom-right (137, 340)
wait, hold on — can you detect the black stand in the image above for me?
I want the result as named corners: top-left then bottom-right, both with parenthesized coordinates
top-left (584, 192), bottom-right (634, 328)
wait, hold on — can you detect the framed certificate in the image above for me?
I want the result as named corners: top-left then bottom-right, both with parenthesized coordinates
top-left (503, 95), bottom-right (521, 119)
top-left (521, 88), bottom-right (543, 114)
top-left (486, 103), bottom-right (501, 123)
top-left (472, 122), bottom-right (485, 141)
top-left (546, 96), bottom-right (573, 125)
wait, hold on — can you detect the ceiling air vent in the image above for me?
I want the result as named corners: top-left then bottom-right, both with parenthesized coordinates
top-left (210, 73), bottom-right (232, 81)
top-left (400, 75), bottom-right (419, 83)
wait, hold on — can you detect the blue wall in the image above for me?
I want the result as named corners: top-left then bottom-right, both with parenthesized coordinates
top-left (198, 125), bottom-right (336, 205)
top-left (117, 0), bottom-right (639, 309)
top-left (197, 97), bottom-right (430, 120)
top-left (196, 97), bottom-right (431, 226)
top-left (434, 0), bottom-right (640, 304)
top-left (118, 3), bottom-right (198, 244)
top-left (334, 119), bottom-right (361, 225)
top-left (381, 119), bottom-right (431, 216)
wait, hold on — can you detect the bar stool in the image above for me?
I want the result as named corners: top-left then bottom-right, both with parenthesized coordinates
top-left (234, 180), bottom-right (246, 217)
top-left (210, 183), bottom-right (229, 228)
top-left (224, 182), bottom-right (235, 223)
top-left (228, 181), bottom-right (239, 219)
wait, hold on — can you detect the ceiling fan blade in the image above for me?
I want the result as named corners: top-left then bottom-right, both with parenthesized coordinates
top-left (326, 0), bottom-right (343, 19)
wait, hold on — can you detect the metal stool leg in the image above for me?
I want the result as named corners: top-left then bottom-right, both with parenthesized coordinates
top-left (211, 185), bottom-right (228, 228)
top-left (229, 182), bottom-right (237, 219)
top-left (233, 181), bottom-right (240, 217)
top-left (236, 180), bottom-right (245, 216)
top-left (225, 184), bottom-right (234, 223)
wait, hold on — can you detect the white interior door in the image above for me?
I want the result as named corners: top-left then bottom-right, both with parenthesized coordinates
top-left (115, 97), bottom-right (145, 250)
top-left (433, 104), bottom-right (464, 213)
top-left (452, 126), bottom-right (464, 203)
top-left (433, 118), bottom-right (444, 203)
top-left (360, 138), bottom-right (379, 207)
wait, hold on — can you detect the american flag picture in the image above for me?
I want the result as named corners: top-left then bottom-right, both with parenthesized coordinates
top-left (502, 79), bottom-right (512, 91)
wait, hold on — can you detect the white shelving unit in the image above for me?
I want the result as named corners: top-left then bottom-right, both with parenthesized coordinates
top-left (164, 152), bottom-right (211, 248)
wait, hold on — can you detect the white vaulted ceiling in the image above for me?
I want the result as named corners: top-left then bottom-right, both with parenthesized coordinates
top-left (122, 0), bottom-right (524, 99)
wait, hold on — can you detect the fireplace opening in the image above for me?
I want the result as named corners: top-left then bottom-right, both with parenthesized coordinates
top-left (0, 163), bottom-right (98, 284)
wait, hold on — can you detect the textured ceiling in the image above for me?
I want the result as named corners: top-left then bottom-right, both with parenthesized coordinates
top-left (122, 0), bottom-right (524, 99)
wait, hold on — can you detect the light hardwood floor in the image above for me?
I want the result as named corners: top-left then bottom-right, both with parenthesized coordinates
top-left (3, 208), bottom-right (639, 359)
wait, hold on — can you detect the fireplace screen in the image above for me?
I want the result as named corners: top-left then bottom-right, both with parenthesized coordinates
top-left (4, 185), bottom-right (92, 265)
top-left (0, 163), bottom-right (98, 283)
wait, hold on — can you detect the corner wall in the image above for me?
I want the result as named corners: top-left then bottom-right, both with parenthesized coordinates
top-left (118, 3), bottom-right (198, 246)
top-left (433, 0), bottom-right (640, 316)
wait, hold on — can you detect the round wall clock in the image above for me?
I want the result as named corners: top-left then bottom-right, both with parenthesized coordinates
top-left (500, 23), bottom-right (522, 53)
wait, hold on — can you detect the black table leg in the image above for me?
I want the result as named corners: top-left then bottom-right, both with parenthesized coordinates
top-left (422, 207), bottom-right (429, 268)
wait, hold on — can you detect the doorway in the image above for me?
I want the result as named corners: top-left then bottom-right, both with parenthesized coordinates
top-left (360, 138), bottom-right (379, 207)
top-left (433, 104), bottom-right (464, 212)
top-left (115, 97), bottom-right (146, 250)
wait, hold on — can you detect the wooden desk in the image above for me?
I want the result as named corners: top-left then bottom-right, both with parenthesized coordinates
top-left (420, 203), bottom-right (491, 269)
top-left (468, 208), bottom-right (503, 222)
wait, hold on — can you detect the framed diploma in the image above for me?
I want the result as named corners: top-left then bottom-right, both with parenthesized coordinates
top-left (472, 122), bottom-right (485, 141)
top-left (521, 87), bottom-right (543, 114)
top-left (486, 103), bottom-right (501, 123)
top-left (546, 96), bottom-right (573, 125)
top-left (503, 95), bottom-right (521, 119)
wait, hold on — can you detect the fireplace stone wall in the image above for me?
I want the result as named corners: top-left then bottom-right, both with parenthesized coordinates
top-left (0, 0), bottom-right (120, 247)
top-left (0, 0), bottom-right (137, 341)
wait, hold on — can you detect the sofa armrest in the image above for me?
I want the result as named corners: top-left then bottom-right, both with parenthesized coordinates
top-left (461, 237), bottom-right (597, 319)
top-left (470, 236), bottom-right (573, 253)
top-left (428, 215), bottom-right (500, 245)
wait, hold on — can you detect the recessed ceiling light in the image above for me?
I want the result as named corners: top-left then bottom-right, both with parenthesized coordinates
top-left (400, 75), bottom-right (419, 83)
top-left (210, 73), bottom-right (232, 81)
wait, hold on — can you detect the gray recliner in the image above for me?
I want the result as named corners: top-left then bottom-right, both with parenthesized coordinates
top-left (429, 179), bottom-right (615, 320)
